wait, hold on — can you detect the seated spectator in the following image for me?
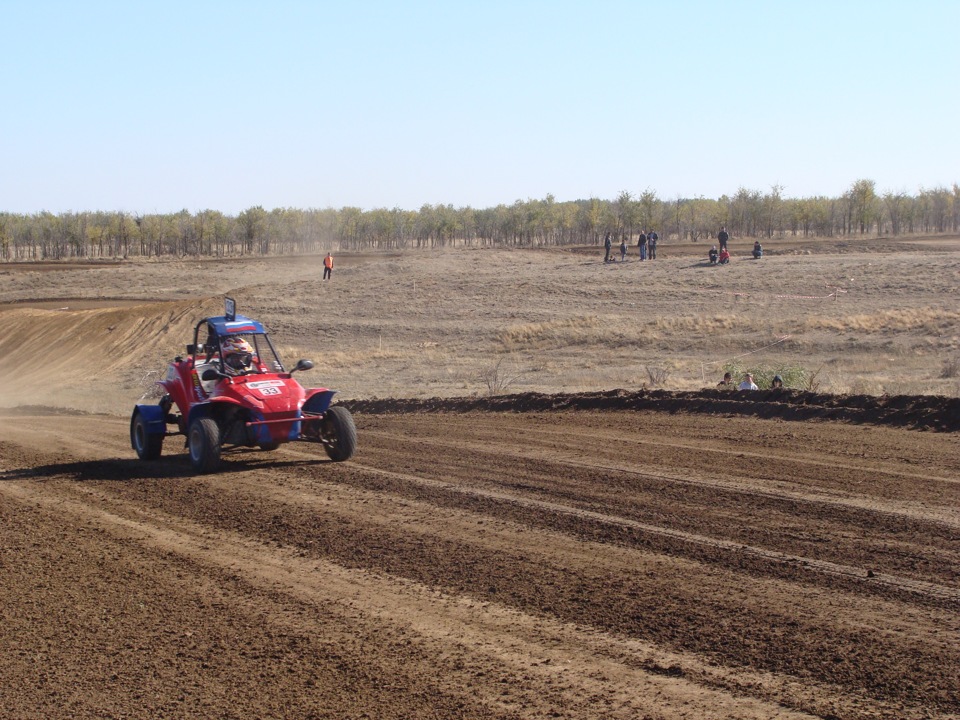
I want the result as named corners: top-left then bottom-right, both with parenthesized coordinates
top-left (753, 241), bottom-right (763, 259)
top-left (771, 374), bottom-right (784, 389)
top-left (708, 246), bottom-right (719, 265)
top-left (718, 248), bottom-right (731, 264)
top-left (738, 373), bottom-right (758, 390)
top-left (717, 371), bottom-right (735, 388)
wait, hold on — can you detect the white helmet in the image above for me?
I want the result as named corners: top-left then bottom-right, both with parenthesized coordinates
top-left (221, 336), bottom-right (255, 373)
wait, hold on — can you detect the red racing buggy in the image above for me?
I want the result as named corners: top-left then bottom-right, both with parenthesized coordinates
top-left (130, 298), bottom-right (356, 473)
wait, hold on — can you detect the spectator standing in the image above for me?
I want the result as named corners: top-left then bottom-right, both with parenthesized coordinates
top-left (648, 229), bottom-right (658, 259)
top-left (717, 371), bottom-right (735, 388)
top-left (619, 236), bottom-right (627, 262)
top-left (638, 231), bottom-right (648, 261)
top-left (739, 373), bottom-right (759, 390)
top-left (323, 253), bottom-right (334, 280)
top-left (604, 232), bottom-right (612, 262)
top-left (718, 226), bottom-right (729, 252)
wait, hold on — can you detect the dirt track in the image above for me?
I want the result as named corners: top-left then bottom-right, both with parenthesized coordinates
top-left (2, 404), bottom-right (958, 719)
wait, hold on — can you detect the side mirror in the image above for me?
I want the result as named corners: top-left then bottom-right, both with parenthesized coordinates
top-left (291, 359), bottom-right (314, 373)
top-left (201, 368), bottom-right (225, 381)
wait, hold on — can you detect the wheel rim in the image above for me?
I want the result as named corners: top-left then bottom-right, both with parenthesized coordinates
top-left (189, 426), bottom-right (202, 462)
top-left (321, 419), bottom-right (338, 450)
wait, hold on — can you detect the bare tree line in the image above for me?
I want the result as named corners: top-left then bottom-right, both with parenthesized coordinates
top-left (1, 180), bottom-right (958, 261)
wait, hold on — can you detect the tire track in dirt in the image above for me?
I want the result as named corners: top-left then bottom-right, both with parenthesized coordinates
top-left (2, 413), bottom-right (957, 597)
top-left (0, 482), bottom-right (517, 720)
top-left (476, 420), bottom-right (960, 486)
top-left (0, 480), bottom-right (828, 720)
top-left (2, 413), bottom-right (957, 608)
top-left (81, 449), bottom-right (959, 714)
top-left (355, 424), bottom-right (960, 590)
top-left (1, 412), bottom-right (958, 716)
top-left (362, 426), bottom-right (960, 530)
top-left (0, 470), bottom-right (945, 720)
top-left (339, 456), bottom-right (960, 604)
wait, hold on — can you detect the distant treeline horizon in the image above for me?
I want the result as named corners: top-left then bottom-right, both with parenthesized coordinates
top-left (2, 179), bottom-right (958, 261)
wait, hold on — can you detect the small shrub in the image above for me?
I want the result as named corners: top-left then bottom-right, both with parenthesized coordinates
top-left (479, 356), bottom-right (529, 396)
top-left (940, 356), bottom-right (960, 379)
top-left (645, 365), bottom-right (670, 387)
top-left (803, 365), bottom-right (824, 392)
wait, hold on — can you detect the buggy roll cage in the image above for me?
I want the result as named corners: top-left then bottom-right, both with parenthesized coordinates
top-left (184, 298), bottom-right (286, 374)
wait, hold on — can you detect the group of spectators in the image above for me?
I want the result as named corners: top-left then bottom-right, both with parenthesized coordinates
top-left (717, 372), bottom-right (784, 391)
top-left (708, 227), bottom-right (764, 265)
top-left (603, 230), bottom-right (659, 263)
top-left (603, 226), bottom-right (767, 266)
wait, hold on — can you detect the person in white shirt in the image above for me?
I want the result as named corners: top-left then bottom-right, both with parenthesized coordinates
top-left (738, 373), bottom-right (759, 390)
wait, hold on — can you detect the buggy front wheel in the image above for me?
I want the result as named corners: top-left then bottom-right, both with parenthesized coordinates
top-left (320, 406), bottom-right (357, 462)
top-left (188, 416), bottom-right (221, 473)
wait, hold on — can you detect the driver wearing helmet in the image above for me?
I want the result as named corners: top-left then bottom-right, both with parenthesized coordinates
top-left (221, 336), bottom-right (258, 376)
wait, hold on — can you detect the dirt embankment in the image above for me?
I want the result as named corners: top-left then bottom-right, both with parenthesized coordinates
top-left (347, 387), bottom-right (960, 433)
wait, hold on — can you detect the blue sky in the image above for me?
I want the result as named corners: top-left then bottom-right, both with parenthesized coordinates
top-left (2, 0), bottom-right (957, 214)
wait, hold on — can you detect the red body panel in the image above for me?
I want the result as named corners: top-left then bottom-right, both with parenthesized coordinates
top-left (158, 358), bottom-right (329, 445)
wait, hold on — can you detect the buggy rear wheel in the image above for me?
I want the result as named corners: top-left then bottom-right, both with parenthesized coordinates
top-left (188, 416), bottom-right (221, 473)
top-left (320, 406), bottom-right (357, 462)
top-left (131, 409), bottom-right (163, 460)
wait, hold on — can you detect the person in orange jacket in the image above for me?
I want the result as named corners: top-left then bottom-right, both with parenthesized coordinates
top-left (323, 253), bottom-right (333, 280)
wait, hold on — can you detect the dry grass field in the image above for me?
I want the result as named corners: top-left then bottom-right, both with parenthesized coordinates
top-left (0, 235), bottom-right (958, 719)
top-left (1, 234), bottom-right (958, 413)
